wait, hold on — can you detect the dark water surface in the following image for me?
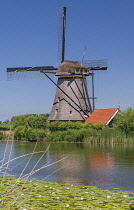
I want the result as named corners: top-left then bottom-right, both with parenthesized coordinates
top-left (0, 142), bottom-right (134, 191)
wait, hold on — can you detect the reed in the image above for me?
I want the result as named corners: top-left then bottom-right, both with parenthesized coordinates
top-left (46, 126), bottom-right (134, 144)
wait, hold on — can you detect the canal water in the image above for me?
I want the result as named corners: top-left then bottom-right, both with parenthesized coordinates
top-left (0, 142), bottom-right (134, 191)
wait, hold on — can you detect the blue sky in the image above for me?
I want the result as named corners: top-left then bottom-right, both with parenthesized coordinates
top-left (0, 0), bottom-right (134, 121)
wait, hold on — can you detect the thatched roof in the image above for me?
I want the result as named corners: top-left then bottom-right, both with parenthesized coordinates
top-left (56, 60), bottom-right (88, 76)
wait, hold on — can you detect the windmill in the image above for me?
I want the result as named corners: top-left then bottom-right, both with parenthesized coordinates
top-left (7, 7), bottom-right (107, 122)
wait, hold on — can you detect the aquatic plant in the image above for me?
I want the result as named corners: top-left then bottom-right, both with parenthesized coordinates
top-left (0, 177), bottom-right (134, 209)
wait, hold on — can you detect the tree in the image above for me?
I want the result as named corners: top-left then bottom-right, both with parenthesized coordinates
top-left (0, 132), bottom-right (6, 140)
top-left (25, 127), bottom-right (38, 140)
top-left (113, 107), bottom-right (134, 136)
top-left (11, 115), bottom-right (28, 129)
top-left (14, 126), bottom-right (26, 140)
top-left (11, 114), bottom-right (48, 130)
top-left (3, 120), bottom-right (10, 125)
top-left (25, 114), bottom-right (48, 129)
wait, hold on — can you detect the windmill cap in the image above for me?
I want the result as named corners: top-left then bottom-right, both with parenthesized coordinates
top-left (56, 60), bottom-right (88, 76)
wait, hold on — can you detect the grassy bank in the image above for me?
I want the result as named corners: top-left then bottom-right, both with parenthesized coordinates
top-left (46, 127), bottom-right (134, 144)
top-left (1, 120), bottom-right (134, 144)
top-left (0, 177), bottom-right (134, 209)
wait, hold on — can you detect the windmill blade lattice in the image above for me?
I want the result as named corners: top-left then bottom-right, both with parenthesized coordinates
top-left (7, 66), bottom-right (57, 80)
top-left (57, 7), bottom-right (66, 62)
top-left (81, 59), bottom-right (108, 70)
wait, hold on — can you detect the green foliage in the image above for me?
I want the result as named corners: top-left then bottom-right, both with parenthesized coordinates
top-left (47, 128), bottom-right (92, 142)
top-left (2, 107), bottom-right (134, 142)
top-left (3, 119), bottom-right (10, 125)
top-left (83, 123), bottom-right (105, 130)
top-left (11, 114), bottom-right (49, 140)
top-left (113, 107), bottom-right (134, 136)
top-left (25, 127), bottom-right (38, 140)
top-left (48, 121), bottom-right (61, 132)
top-left (0, 132), bottom-right (3, 140)
top-left (0, 132), bottom-right (6, 140)
top-left (57, 121), bottom-right (83, 131)
top-left (25, 127), bottom-right (47, 140)
top-left (48, 121), bottom-right (105, 133)
top-left (14, 126), bottom-right (26, 140)
top-left (26, 114), bottom-right (48, 129)
top-left (11, 115), bottom-right (29, 129)
top-left (129, 206), bottom-right (134, 210)
top-left (47, 121), bottom-right (107, 143)
top-left (11, 114), bottom-right (48, 130)
top-left (47, 121), bottom-right (134, 143)
top-left (0, 124), bottom-right (10, 131)
top-left (61, 129), bottom-right (83, 142)
top-left (38, 129), bottom-right (48, 138)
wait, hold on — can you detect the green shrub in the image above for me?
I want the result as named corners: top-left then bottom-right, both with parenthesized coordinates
top-left (14, 126), bottom-right (26, 140)
top-left (113, 107), bottom-right (134, 136)
top-left (47, 128), bottom-right (93, 143)
top-left (48, 121), bottom-right (60, 132)
top-left (0, 132), bottom-right (6, 140)
top-left (25, 127), bottom-right (38, 140)
top-left (0, 124), bottom-right (10, 131)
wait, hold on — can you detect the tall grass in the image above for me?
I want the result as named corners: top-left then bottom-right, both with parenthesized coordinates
top-left (46, 127), bottom-right (134, 144)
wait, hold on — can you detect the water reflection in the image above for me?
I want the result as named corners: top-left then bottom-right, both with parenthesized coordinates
top-left (52, 146), bottom-right (116, 188)
top-left (0, 142), bottom-right (134, 191)
top-left (49, 143), bottom-right (134, 190)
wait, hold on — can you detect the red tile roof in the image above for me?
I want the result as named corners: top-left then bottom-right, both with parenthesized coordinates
top-left (84, 108), bottom-right (119, 125)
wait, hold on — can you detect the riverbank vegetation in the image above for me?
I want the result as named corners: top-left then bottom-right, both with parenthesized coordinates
top-left (0, 176), bottom-right (134, 209)
top-left (0, 107), bottom-right (134, 143)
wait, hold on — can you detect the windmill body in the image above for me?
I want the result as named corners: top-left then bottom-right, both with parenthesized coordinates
top-left (48, 61), bottom-right (92, 122)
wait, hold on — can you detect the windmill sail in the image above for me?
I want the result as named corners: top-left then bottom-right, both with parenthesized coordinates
top-left (81, 59), bottom-right (108, 70)
top-left (7, 66), bottom-right (57, 80)
top-left (57, 7), bottom-right (66, 63)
